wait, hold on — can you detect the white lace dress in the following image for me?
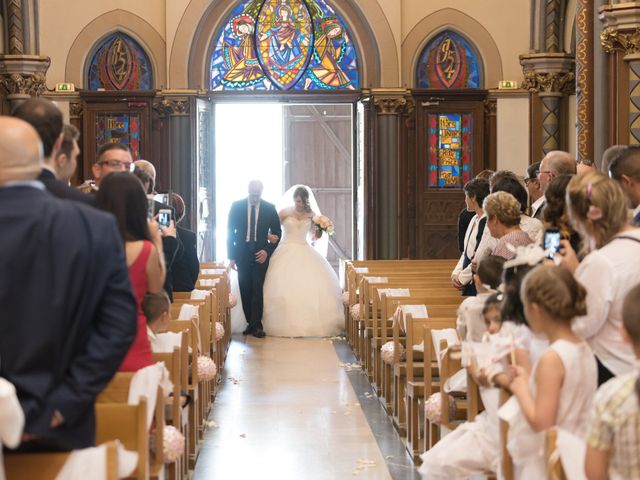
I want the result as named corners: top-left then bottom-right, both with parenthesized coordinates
top-left (262, 216), bottom-right (343, 337)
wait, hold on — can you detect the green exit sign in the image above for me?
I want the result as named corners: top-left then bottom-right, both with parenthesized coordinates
top-left (498, 80), bottom-right (518, 90)
top-left (55, 83), bottom-right (75, 92)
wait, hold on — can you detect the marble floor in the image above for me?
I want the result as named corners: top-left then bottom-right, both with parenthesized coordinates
top-left (192, 336), bottom-right (420, 480)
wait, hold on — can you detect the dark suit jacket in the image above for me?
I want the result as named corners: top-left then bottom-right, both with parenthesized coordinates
top-left (37, 169), bottom-right (96, 207)
top-left (457, 208), bottom-right (476, 254)
top-left (227, 199), bottom-right (281, 264)
top-left (0, 186), bottom-right (137, 449)
top-left (172, 226), bottom-right (200, 292)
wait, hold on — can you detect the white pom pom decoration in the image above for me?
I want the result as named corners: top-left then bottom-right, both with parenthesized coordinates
top-left (380, 341), bottom-right (405, 365)
top-left (163, 425), bottom-right (185, 463)
top-left (215, 322), bottom-right (225, 342)
top-left (228, 293), bottom-right (237, 308)
top-left (197, 355), bottom-right (217, 382)
top-left (350, 304), bottom-right (361, 321)
top-left (424, 392), bottom-right (457, 425)
top-left (342, 291), bottom-right (350, 306)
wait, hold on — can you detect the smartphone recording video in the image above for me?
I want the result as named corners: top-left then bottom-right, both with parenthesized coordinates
top-left (158, 209), bottom-right (171, 229)
top-left (543, 228), bottom-right (561, 259)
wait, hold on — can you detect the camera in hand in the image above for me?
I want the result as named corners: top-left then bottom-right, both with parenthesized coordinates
top-left (543, 228), bottom-right (561, 259)
top-left (158, 209), bottom-right (171, 229)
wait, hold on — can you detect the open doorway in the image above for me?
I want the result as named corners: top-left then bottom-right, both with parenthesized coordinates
top-left (214, 102), bottom-right (354, 272)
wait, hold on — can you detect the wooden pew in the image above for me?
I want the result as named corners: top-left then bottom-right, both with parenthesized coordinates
top-left (4, 441), bottom-right (119, 480)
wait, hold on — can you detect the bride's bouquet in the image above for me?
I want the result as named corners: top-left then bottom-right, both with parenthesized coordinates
top-left (312, 214), bottom-right (335, 236)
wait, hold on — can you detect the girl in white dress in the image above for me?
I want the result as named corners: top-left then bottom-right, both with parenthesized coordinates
top-left (262, 185), bottom-right (343, 337)
top-left (501, 265), bottom-right (597, 479)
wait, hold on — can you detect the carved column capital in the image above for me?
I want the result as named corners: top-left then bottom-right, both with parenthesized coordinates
top-left (153, 97), bottom-right (191, 117)
top-left (520, 53), bottom-right (576, 95)
top-left (601, 26), bottom-right (640, 54)
top-left (370, 88), bottom-right (412, 115)
top-left (69, 102), bottom-right (83, 119)
top-left (0, 55), bottom-right (51, 106)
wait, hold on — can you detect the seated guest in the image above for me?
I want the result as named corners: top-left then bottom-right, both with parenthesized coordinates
top-left (456, 169), bottom-right (494, 254)
top-left (12, 98), bottom-right (94, 206)
top-left (0, 116), bottom-right (136, 450)
top-left (585, 282), bottom-right (640, 479)
top-left (609, 145), bottom-right (640, 225)
top-left (143, 291), bottom-right (173, 352)
top-left (543, 174), bottom-right (581, 253)
top-left (505, 265), bottom-right (597, 478)
top-left (80, 143), bottom-right (134, 193)
top-left (171, 193), bottom-right (200, 292)
top-left (600, 144), bottom-right (626, 174)
top-left (524, 161), bottom-right (544, 219)
top-left (456, 255), bottom-right (505, 342)
top-left (558, 171), bottom-right (640, 384)
top-left (97, 172), bottom-right (172, 372)
top-left (482, 191), bottom-right (533, 260)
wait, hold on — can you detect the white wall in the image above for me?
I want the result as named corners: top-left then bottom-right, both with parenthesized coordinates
top-left (497, 95), bottom-right (530, 175)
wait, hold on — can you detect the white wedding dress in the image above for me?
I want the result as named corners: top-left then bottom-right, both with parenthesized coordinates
top-left (262, 215), bottom-right (344, 337)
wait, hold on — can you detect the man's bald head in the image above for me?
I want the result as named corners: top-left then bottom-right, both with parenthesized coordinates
top-left (538, 150), bottom-right (576, 192)
top-left (134, 160), bottom-right (156, 182)
top-left (0, 116), bottom-right (43, 185)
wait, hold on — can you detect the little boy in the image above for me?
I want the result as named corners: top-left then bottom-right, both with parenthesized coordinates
top-left (456, 256), bottom-right (505, 342)
top-left (142, 290), bottom-right (175, 352)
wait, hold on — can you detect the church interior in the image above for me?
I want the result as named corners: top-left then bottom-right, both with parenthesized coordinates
top-left (2, 0), bottom-right (640, 479)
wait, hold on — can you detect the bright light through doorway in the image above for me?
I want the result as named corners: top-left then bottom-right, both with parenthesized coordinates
top-left (215, 103), bottom-right (284, 261)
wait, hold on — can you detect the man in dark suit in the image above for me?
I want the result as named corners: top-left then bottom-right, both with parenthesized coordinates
top-left (0, 116), bottom-right (137, 451)
top-left (227, 180), bottom-right (281, 338)
top-left (12, 98), bottom-right (95, 206)
top-left (171, 193), bottom-right (200, 292)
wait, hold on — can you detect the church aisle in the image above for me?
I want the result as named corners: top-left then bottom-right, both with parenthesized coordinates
top-left (193, 336), bottom-right (417, 480)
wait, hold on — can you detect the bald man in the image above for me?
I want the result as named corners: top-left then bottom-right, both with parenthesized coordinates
top-left (227, 180), bottom-right (281, 338)
top-left (537, 150), bottom-right (576, 192)
top-left (0, 116), bottom-right (136, 451)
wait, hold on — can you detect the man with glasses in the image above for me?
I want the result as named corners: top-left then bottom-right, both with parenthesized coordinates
top-left (93, 143), bottom-right (134, 184)
top-left (537, 150), bottom-right (576, 192)
top-left (525, 161), bottom-right (544, 219)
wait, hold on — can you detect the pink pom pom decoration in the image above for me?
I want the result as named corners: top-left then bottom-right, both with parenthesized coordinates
top-left (215, 322), bottom-right (225, 342)
top-left (342, 291), bottom-right (350, 306)
top-left (350, 303), bottom-right (361, 321)
top-left (424, 392), bottom-right (457, 425)
top-left (163, 425), bottom-right (185, 463)
top-left (228, 293), bottom-right (237, 308)
top-left (197, 355), bottom-right (217, 381)
top-left (380, 341), bottom-right (405, 365)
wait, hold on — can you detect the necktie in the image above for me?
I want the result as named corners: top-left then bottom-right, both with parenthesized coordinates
top-left (249, 204), bottom-right (256, 250)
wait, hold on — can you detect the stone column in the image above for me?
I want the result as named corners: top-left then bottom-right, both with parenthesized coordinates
top-left (600, 3), bottom-right (640, 145)
top-left (153, 92), bottom-right (193, 198)
top-left (520, 53), bottom-right (575, 159)
top-left (370, 88), bottom-right (412, 259)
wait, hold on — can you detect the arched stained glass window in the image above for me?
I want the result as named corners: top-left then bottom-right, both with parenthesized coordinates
top-left (210, 0), bottom-right (359, 91)
top-left (87, 32), bottom-right (153, 90)
top-left (416, 31), bottom-right (482, 89)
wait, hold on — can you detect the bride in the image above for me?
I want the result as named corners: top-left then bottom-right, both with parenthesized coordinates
top-left (262, 185), bottom-right (343, 337)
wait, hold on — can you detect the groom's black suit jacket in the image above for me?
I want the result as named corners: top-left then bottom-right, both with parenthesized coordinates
top-left (227, 198), bottom-right (281, 263)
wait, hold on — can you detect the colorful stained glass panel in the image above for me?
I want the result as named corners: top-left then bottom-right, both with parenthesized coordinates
top-left (427, 113), bottom-right (472, 188)
top-left (416, 31), bottom-right (481, 89)
top-left (87, 33), bottom-right (153, 90)
top-left (96, 113), bottom-right (141, 160)
top-left (210, 0), bottom-right (359, 91)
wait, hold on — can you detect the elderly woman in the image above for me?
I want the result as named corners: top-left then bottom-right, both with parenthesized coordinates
top-left (483, 191), bottom-right (533, 259)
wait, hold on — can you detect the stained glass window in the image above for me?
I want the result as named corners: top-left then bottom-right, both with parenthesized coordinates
top-left (96, 113), bottom-right (141, 159)
top-left (427, 113), bottom-right (472, 188)
top-left (87, 32), bottom-right (153, 90)
top-left (210, 0), bottom-right (359, 91)
top-left (416, 31), bottom-right (481, 89)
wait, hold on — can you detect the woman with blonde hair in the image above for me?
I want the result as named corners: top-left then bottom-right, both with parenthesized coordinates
top-left (558, 171), bottom-right (640, 384)
top-left (482, 191), bottom-right (533, 260)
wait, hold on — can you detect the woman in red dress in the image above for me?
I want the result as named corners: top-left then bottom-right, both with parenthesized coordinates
top-left (97, 172), bottom-right (172, 371)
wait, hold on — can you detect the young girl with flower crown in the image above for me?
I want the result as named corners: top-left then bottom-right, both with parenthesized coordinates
top-left (501, 265), bottom-right (597, 479)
